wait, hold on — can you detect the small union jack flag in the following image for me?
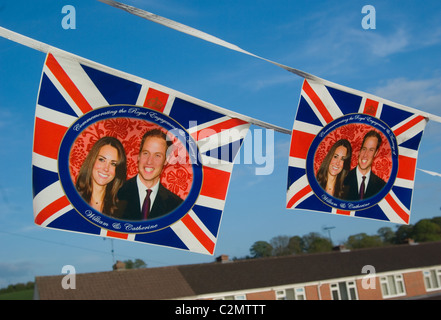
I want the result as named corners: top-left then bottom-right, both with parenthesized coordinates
top-left (287, 79), bottom-right (428, 224)
top-left (32, 52), bottom-right (249, 255)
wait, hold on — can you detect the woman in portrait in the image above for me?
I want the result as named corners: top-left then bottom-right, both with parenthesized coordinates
top-left (75, 136), bottom-right (127, 217)
top-left (316, 139), bottom-right (352, 199)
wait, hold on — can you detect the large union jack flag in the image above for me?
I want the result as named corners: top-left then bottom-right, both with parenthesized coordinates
top-left (287, 79), bottom-right (428, 224)
top-left (32, 52), bottom-right (249, 255)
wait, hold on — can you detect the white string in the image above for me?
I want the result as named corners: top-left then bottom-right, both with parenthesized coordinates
top-left (98, 0), bottom-right (441, 124)
top-left (417, 169), bottom-right (441, 178)
top-left (1, 19), bottom-right (441, 177)
top-left (0, 26), bottom-right (290, 134)
top-left (97, 0), bottom-right (323, 83)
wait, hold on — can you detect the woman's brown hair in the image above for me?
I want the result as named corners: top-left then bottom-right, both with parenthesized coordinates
top-left (75, 136), bottom-right (127, 216)
top-left (316, 139), bottom-right (352, 199)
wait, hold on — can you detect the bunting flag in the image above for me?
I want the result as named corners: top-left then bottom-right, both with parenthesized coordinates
top-left (32, 52), bottom-right (250, 255)
top-left (3, 14), bottom-right (441, 251)
top-left (95, 1), bottom-right (441, 225)
top-left (287, 79), bottom-right (428, 224)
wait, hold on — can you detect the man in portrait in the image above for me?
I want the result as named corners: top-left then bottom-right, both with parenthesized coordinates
top-left (343, 130), bottom-right (386, 201)
top-left (117, 129), bottom-right (183, 220)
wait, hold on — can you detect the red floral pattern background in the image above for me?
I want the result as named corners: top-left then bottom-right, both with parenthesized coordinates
top-left (69, 118), bottom-right (193, 199)
top-left (313, 124), bottom-right (392, 182)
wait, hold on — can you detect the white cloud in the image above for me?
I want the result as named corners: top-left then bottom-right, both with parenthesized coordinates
top-left (0, 262), bottom-right (34, 277)
top-left (248, 73), bottom-right (298, 91)
top-left (0, 261), bottom-right (36, 288)
top-left (369, 76), bottom-right (441, 145)
top-left (304, 23), bottom-right (412, 62)
top-left (370, 77), bottom-right (441, 113)
top-left (353, 28), bottom-right (409, 57)
top-left (0, 109), bottom-right (13, 129)
top-left (276, 4), bottom-right (441, 79)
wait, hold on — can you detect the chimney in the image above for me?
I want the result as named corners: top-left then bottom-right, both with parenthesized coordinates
top-left (216, 254), bottom-right (230, 263)
top-left (113, 260), bottom-right (126, 271)
top-left (333, 245), bottom-right (350, 252)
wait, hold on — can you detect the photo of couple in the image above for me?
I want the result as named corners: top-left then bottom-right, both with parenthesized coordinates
top-left (314, 125), bottom-right (392, 202)
top-left (70, 118), bottom-right (193, 222)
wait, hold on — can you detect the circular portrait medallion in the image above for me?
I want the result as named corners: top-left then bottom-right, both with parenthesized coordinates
top-left (58, 105), bottom-right (203, 233)
top-left (306, 113), bottom-right (398, 211)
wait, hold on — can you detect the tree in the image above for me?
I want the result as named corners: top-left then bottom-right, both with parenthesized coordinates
top-left (123, 259), bottom-right (147, 269)
top-left (431, 217), bottom-right (441, 228)
top-left (377, 227), bottom-right (395, 244)
top-left (394, 224), bottom-right (414, 244)
top-left (270, 235), bottom-right (291, 256)
top-left (250, 241), bottom-right (273, 258)
top-left (287, 236), bottom-right (303, 255)
top-left (413, 219), bottom-right (441, 242)
top-left (345, 233), bottom-right (383, 249)
top-left (245, 216), bottom-right (441, 261)
top-left (302, 232), bottom-right (332, 253)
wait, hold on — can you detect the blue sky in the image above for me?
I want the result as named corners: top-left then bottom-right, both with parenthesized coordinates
top-left (1, 0), bottom-right (441, 288)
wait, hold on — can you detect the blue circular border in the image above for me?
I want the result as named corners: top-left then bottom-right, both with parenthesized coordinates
top-left (58, 105), bottom-right (203, 233)
top-left (306, 113), bottom-right (398, 211)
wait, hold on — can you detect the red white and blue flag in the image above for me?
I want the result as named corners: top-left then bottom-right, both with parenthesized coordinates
top-left (287, 79), bottom-right (428, 224)
top-left (32, 52), bottom-right (249, 255)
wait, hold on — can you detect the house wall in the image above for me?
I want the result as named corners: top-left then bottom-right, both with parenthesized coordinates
top-left (304, 285), bottom-right (319, 300)
top-left (306, 269), bottom-right (441, 300)
top-left (317, 283), bottom-right (332, 300)
top-left (356, 278), bottom-right (383, 300)
top-left (403, 271), bottom-right (427, 298)
top-left (201, 269), bottom-right (439, 300)
top-left (263, 267), bottom-right (441, 300)
top-left (246, 290), bottom-right (276, 300)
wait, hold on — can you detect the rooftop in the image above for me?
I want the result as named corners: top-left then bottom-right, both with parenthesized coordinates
top-left (35, 241), bottom-right (441, 300)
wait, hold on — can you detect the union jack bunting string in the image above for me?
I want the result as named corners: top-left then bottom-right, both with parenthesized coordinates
top-left (32, 52), bottom-right (250, 255)
top-left (287, 79), bottom-right (428, 224)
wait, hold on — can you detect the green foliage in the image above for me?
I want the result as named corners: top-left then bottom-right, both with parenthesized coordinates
top-left (345, 233), bottom-right (383, 249)
top-left (393, 217), bottom-right (441, 244)
top-left (0, 289), bottom-right (33, 300)
top-left (123, 258), bottom-right (147, 269)
top-left (287, 236), bottom-right (303, 255)
top-left (0, 282), bottom-right (34, 300)
top-left (270, 236), bottom-right (291, 256)
top-left (249, 232), bottom-right (333, 257)
top-left (302, 232), bottom-right (333, 253)
top-left (377, 227), bottom-right (395, 244)
top-left (250, 241), bottom-right (273, 258)
top-left (0, 282), bottom-right (34, 294)
top-left (247, 216), bottom-right (441, 260)
top-left (412, 219), bottom-right (441, 242)
top-left (394, 224), bottom-right (414, 244)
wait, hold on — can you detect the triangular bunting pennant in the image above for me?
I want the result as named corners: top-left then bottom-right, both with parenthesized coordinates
top-left (32, 52), bottom-right (250, 255)
top-left (287, 79), bottom-right (428, 225)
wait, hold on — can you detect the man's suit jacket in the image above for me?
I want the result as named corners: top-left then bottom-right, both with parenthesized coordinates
top-left (343, 167), bottom-right (386, 201)
top-left (117, 176), bottom-right (183, 221)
